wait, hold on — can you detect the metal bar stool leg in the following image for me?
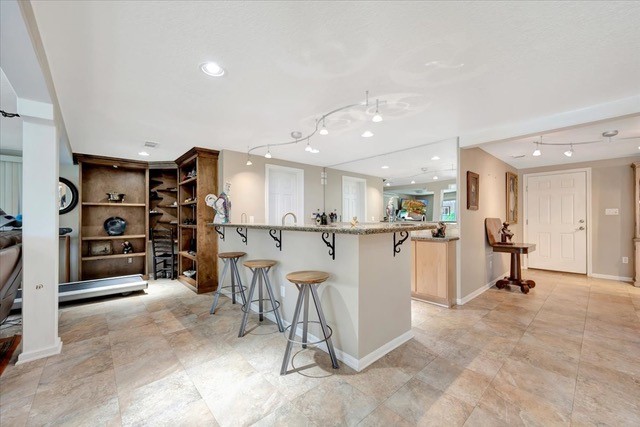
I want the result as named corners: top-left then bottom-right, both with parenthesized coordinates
top-left (302, 285), bottom-right (310, 348)
top-left (258, 269), bottom-right (264, 322)
top-left (310, 284), bottom-right (339, 369)
top-left (230, 260), bottom-right (237, 304)
top-left (281, 284), bottom-right (304, 375)
top-left (210, 258), bottom-right (230, 314)
top-left (263, 268), bottom-right (284, 332)
top-left (238, 269), bottom-right (258, 337)
top-left (233, 261), bottom-right (247, 305)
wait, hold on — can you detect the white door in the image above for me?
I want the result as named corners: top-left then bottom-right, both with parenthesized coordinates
top-left (266, 165), bottom-right (304, 225)
top-left (342, 176), bottom-right (366, 222)
top-left (525, 171), bottom-right (587, 273)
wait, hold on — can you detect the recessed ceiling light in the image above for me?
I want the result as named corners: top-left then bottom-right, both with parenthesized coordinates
top-left (138, 151), bottom-right (149, 156)
top-left (200, 61), bottom-right (225, 77)
top-left (361, 130), bottom-right (374, 138)
top-left (431, 156), bottom-right (440, 160)
top-left (381, 165), bottom-right (389, 169)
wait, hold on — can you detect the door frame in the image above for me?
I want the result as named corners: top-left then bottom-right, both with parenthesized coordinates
top-left (264, 164), bottom-right (305, 225)
top-left (342, 175), bottom-right (367, 221)
top-left (523, 167), bottom-right (592, 275)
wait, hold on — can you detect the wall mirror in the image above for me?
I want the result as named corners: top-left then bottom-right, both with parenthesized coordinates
top-left (330, 137), bottom-right (459, 222)
top-left (59, 177), bottom-right (79, 214)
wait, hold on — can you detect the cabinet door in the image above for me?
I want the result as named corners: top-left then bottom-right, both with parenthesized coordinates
top-left (415, 241), bottom-right (448, 299)
top-left (411, 241), bottom-right (416, 292)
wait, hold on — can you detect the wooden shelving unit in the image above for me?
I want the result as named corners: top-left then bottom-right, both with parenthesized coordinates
top-left (149, 165), bottom-right (178, 236)
top-left (175, 147), bottom-right (219, 293)
top-left (75, 154), bottom-right (149, 280)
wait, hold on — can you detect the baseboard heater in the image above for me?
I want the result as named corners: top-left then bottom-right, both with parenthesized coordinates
top-left (11, 274), bottom-right (148, 310)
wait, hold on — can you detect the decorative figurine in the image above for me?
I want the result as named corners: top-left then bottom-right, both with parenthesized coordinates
top-left (121, 241), bottom-right (134, 254)
top-left (500, 221), bottom-right (514, 244)
top-left (431, 221), bottom-right (447, 238)
top-left (350, 216), bottom-right (359, 227)
top-left (386, 199), bottom-right (395, 222)
top-left (205, 182), bottom-right (231, 224)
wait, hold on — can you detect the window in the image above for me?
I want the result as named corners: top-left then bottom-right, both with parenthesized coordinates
top-left (440, 190), bottom-right (456, 221)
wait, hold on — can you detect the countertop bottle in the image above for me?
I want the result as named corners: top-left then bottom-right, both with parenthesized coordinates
top-left (321, 211), bottom-right (328, 225)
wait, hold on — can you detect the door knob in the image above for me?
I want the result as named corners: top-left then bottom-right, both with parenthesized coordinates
top-left (576, 226), bottom-right (585, 231)
top-left (579, 219), bottom-right (585, 223)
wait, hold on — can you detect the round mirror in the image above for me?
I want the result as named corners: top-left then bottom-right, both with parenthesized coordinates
top-left (59, 177), bottom-right (79, 215)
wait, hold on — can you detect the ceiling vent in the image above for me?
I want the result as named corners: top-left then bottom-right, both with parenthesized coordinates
top-left (144, 141), bottom-right (159, 148)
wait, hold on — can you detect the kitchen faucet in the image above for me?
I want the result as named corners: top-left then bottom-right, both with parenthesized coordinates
top-left (282, 212), bottom-right (297, 225)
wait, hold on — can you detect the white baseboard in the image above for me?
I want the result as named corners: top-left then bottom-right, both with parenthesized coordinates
top-left (589, 273), bottom-right (633, 283)
top-left (223, 290), bottom-right (411, 371)
top-left (16, 338), bottom-right (62, 365)
top-left (456, 271), bottom-right (509, 305)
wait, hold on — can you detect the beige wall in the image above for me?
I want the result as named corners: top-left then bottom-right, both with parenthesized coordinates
top-left (219, 150), bottom-right (383, 224)
top-left (459, 147), bottom-right (520, 299)
top-left (520, 156), bottom-right (638, 279)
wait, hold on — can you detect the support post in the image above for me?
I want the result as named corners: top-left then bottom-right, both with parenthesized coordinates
top-left (17, 100), bottom-right (62, 364)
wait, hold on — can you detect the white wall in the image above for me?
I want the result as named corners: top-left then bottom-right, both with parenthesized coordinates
top-left (219, 150), bottom-right (383, 224)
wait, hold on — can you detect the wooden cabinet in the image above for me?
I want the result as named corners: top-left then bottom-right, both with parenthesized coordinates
top-left (411, 239), bottom-right (457, 307)
top-left (175, 148), bottom-right (219, 293)
top-left (149, 164), bottom-right (178, 235)
top-left (633, 162), bottom-right (640, 287)
top-left (75, 155), bottom-right (149, 280)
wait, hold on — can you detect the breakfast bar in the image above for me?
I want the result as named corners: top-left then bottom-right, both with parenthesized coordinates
top-left (209, 222), bottom-right (435, 371)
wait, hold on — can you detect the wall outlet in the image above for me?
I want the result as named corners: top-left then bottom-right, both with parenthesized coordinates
top-left (622, 257), bottom-right (629, 264)
top-left (280, 285), bottom-right (285, 297)
top-left (605, 208), bottom-right (619, 216)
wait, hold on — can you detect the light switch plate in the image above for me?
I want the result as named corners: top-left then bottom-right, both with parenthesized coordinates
top-left (605, 208), bottom-right (619, 216)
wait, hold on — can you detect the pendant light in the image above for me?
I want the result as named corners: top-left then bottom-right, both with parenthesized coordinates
top-left (532, 142), bottom-right (542, 157)
top-left (372, 99), bottom-right (383, 123)
top-left (305, 137), bottom-right (313, 152)
top-left (410, 180), bottom-right (416, 184)
top-left (433, 175), bottom-right (439, 180)
top-left (265, 146), bottom-right (272, 159)
top-left (319, 118), bottom-right (328, 135)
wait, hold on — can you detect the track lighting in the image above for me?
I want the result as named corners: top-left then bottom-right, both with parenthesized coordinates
top-left (265, 147), bottom-right (272, 159)
top-left (372, 99), bottom-right (383, 123)
top-left (305, 138), bottom-right (313, 152)
top-left (564, 145), bottom-right (573, 157)
top-left (411, 180), bottom-right (416, 184)
top-left (532, 142), bottom-right (541, 157)
top-left (319, 118), bottom-right (328, 136)
top-left (246, 159), bottom-right (252, 166)
top-left (433, 175), bottom-right (439, 180)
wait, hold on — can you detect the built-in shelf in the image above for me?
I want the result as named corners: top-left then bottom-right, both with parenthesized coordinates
top-left (82, 235), bottom-right (146, 241)
top-left (179, 224), bottom-right (197, 229)
top-left (82, 252), bottom-right (146, 262)
top-left (82, 202), bottom-right (146, 207)
top-left (157, 188), bottom-right (177, 193)
top-left (179, 176), bottom-right (197, 186)
top-left (178, 275), bottom-right (197, 289)
top-left (157, 205), bottom-right (177, 208)
top-left (179, 251), bottom-right (197, 261)
top-left (180, 201), bottom-right (197, 206)
top-left (150, 211), bottom-right (163, 216)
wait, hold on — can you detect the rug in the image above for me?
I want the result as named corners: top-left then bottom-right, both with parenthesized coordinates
top-left (0, 335), bottom-right (21, 375)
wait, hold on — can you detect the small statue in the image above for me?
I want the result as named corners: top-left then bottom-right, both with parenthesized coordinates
top-left (205, 182), bottom-right (231, 224)
top-left (431, 221), bottom-right (447, 238)
top-left (121, 241), bottom-right (134, 254)
top-left (500, 222), bottom-right (514, 244)
top-left (350, 216), bottom-right (359, 227)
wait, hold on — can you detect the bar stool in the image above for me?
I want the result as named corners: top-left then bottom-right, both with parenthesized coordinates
top-left (238, 259), bottom-right (285, 337)
top-left (210, 252), bottom-right (247, 314)
top-left (280, 271), bottom-right (339, 375)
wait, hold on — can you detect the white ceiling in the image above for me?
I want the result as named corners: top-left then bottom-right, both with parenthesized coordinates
top-left (480, 115), bottom-right (640, 169)
top-left (30, 1), bottom-right (640, 177)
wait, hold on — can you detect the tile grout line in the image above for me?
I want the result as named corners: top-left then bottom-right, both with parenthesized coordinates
top-left (568, 282), bottom-right (592, 426)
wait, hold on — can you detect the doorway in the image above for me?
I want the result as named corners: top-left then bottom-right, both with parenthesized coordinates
top-left (265, 164), bottom-right (304, 225)
top-left (524, 169), bottom-right (590, 274)
top-left (342, 176), bottom-right (367, 222)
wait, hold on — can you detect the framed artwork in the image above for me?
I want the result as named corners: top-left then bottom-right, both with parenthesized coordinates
top-left (466, 171), bottom-right (479, 210)
top-left (506, 172), bottom-right (518, 224)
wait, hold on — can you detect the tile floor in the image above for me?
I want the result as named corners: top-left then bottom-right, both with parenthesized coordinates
top-left (1, 269), bottom-right (639, 426)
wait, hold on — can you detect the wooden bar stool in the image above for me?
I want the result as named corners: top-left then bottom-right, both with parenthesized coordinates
top-left (280, 270), bottom-right (339, 375)
top-left (210, 252), bottom-right (247, 314)
top-left (238, 259), bottom-right (285, 337)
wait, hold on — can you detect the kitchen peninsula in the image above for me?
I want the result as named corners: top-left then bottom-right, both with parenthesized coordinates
top-left (209, 222), bottom-right (435, 371)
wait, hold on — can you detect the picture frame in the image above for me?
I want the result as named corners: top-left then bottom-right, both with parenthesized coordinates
top-left (506, 172), bottom-right (518, 224)
top-left (466, 171), bottom-right (479, 210)
top-left (90, 241), bottom-right (113, 256)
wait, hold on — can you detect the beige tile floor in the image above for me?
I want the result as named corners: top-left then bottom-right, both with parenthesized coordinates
top-left (1, 269), bottom-right (639, 426)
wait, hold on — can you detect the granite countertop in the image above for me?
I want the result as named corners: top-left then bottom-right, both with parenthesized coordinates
top-left (207, 222), bottom-right (436, 235)
top-left (411, 235), bottom-right (460, 242)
